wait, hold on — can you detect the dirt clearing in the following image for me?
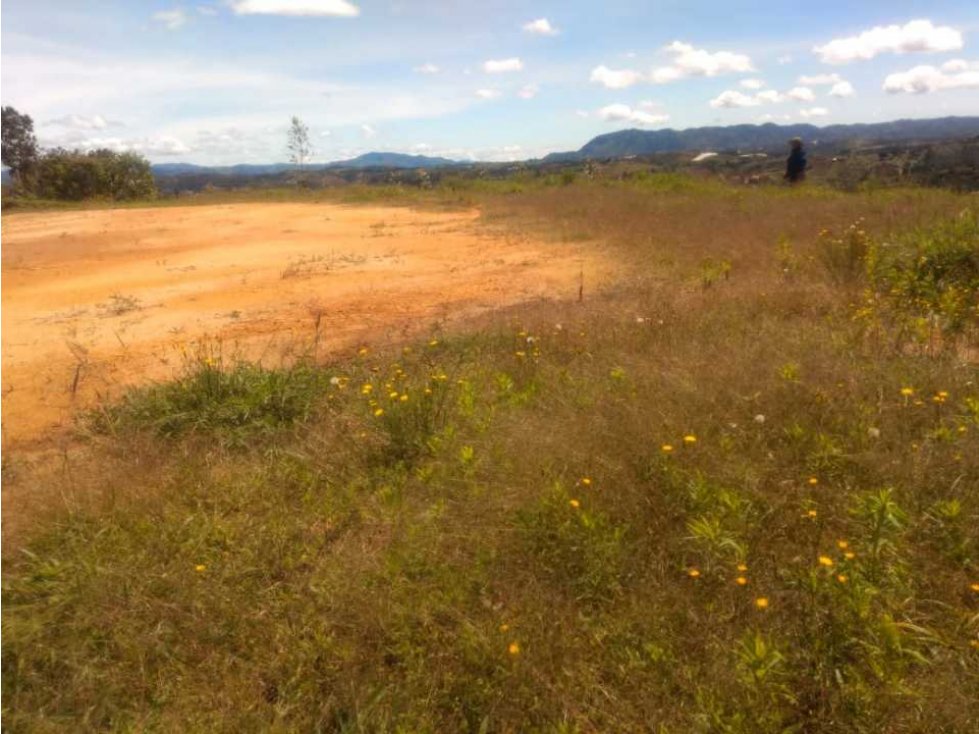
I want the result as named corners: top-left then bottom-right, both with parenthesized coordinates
top-left (2, 202), bottom-right (608, 447)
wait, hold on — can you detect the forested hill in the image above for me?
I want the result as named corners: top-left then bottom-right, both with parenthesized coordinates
top-left (544, 116), bottom-right (979, 161)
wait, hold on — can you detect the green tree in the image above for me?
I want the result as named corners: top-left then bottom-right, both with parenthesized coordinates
top-left (34, 148), bottom-right (156, 201)
top-left (287, 116), bottom-right (312, 170)
top-left (2, 106), bottom-right (39, 185)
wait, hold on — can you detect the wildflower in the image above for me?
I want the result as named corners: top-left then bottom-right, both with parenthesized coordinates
top-left (970, 583), bottom-right (979, 593)
top-left (958, 426), bottom-right (968, 434)
top-left (688, 568), bottom-right (701, 579)
top-left (818, 556), bottom-right (834, 567)
top-left (844, 551), bottom-right (856, 560)
top-left (389, 391), bottom-right (399, 399)
top-left (508, 641), bottom-right (520, 655)
top-left (515, 351), bottom-right (526, 358)
top-left (429, 339), bottom-right (439, 347)
top-left (806, 509), bottom-right (818, 519)
top-left (580, 477), bottom-right (592, 486)
top-left (500, 623), bottom-right (509, 632)
top-left (900, 387), bottom-right (914, 397)
top-left (569, 499), bottom-right (581, 509)
top-left (424, 387), bottom-right (433, 395)
top-left (736, 576), bottom-right (748, 586)
top-left (807, 477), bottom-right (819, 486)
top-left (399, 394), bottom-right (409, 402)
top-left (374, 408), bottom-right (384, 417)
top-left (195, 564), bottom-right (206, 572)
top-left (361, 383), bottom-right (373, 394)
top-left (330, 376), bottom-right (341, 386)
top-left (204, 357), bottom-right (216, 367)
top-left (933, 393), bottom-right (947, 404)
top-left (754, 414), bottom-right (766, 424)
top-left (402, 346), bottom-right (412, 355)
top-left (661, 444), bottom-right (674, 454)
top-left (736, 563), bottom-right (748, 572)
top-left (683, 434), bottom-right (697, 445)
top-left (755, 597), bottom-right (769, 609)
top-left (837, 574), bottom-right (848, 584)
top-left (358, 347), bottom-right (369, 357)
top-left (971, 639), bottom-right (979, 650)
top-left (837, 540), bottom-right (849, 550)
top-left (868, 427), bottom-right (880, 439)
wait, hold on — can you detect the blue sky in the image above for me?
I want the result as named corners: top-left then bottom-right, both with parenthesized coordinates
top-left (2, 1), bottom-right (978, 164)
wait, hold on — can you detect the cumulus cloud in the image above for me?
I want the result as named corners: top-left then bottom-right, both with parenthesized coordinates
top-left (413, 62), bottom-right (439, 74)
top-left (829, 80), bottom-right (855, 97)
top-left (754, 90), bottom-right (784, 103)
top-left (483, 58), bottom-right (523, 73)
top-left (152, 8), bottom-right (188, 30)
top-left (651, 41), bottom-right (753, 83)
top-left (883, 64), bottom-right (979, 94)
top-left (740, 78), bottom-right (766, 90)
top-left (517, 83), bottom-right (539, 99)
top-left (228, 0), bottom-right (360, 17)
top-left (589, 65), bottom-right (643, 89)
top-left (72, 135), bottom-right (191, 156)
top-left (46, 114), bottom-right (119, 130)
top-left (799, 107), bottom-right (829, 118)
top-left (798, 73), bottom-right (842, 85)
top-left (475, 88), bottom-right (501, 99)
top-left (941, 59), bottom-right (979, 72)
top-left (786, 86), bottom-right (815, 101)
top-left (709, 90), bottom-right (760, 108)
top-left (814, 19), bottom-right (963, 64)
top-left (597, 103), bottom-right (669, 126)
top-left (522, 18), bottom-right (558, 36)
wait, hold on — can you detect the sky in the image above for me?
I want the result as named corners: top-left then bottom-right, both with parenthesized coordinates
top-left (2, 1), bottom-right (979, 165)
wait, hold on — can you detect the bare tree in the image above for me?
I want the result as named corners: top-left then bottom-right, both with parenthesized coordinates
top-left (287, 116), bottom-right (312, 170)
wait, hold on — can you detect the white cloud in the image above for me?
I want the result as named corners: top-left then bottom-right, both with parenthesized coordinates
top-left (517, 83), bottom-right (539, 99)
top-left (799, 107), bottom-right (829, 118)
top-left (413, 63), bottom-right (439, 74)
top-left (941, 59), bottom-right (979, 72)
top-left (709, 90), bottom-right (760, 108)
top-left (360, 123), bottom-right (376, 138)
top-left (228, 0), bottom-right (360, 17)
top-left (798, 73), bottom-right (842, 85)
top-left (740, 78), bottom-right (766, 90)
top-left (46, 114), bottom-right (116, 130)
top-left (883, 64), bottom-right (979, 94)
top-left (483, 58), bottom-right (523, 73)
top-left (522, 18), bottom-right (558, 36)
top-left (196, 4), bottom-right (219, 15)
top-left (70, 135), bottom-right (191, 156)
top-left (597, 103), bottom-right (669, 126)
top-left (589, 65), bottom-right (643, 89)
top-left (754, 90), bottom-right (784, 104)
top-left (777, 55), bottom-right (793, 65)
top-left (786, 86), bottom-right (815, 101)
top-left (475, 88), bottom-right (501, 99)
top-left (814, 19), bottom-right (963, 64)
top-left (829, 80), bottom-right (855, 97)
top-left (651, 41), bottom-right (753, 83)
top-left (152, 8), bottom-right (188, 30)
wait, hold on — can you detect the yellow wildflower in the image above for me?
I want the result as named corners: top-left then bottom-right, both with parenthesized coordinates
top-left (399, 394), bottom-right (409, 402)
top-left (806, 509), bottom-right (818, 519)
top-left (374, 408), bottom-right (384, 417)
top-left (844, 551), bottom-right (856, 560)
top-left (195, 564), bottom-right (206, 572)
top-left (500, 623), bottom-right (509, 632)
top-left (970, 583), bottom-right (979, 593)
top-left (688, 568), bottom-right (701, 579)
top-left (429, 339), bottom-right (439, 347)
top-left (837, 574), bottom-right (848, 584)
top-left (736, 576), bottom-right (748, 586)
top-left (569, 499), bottom-right (581, 509)
top-left (837, 540), bottom-right (849, 549)
top-left (900, 387), bottom-right (914, 397)
top-left (683, 434), bottom-right (697, 445)
top-left (808, 476), bottom-right (819, 486)
top-left (508, 642), bottom-right (520, 655)
top-left (755, 597), bottom-right (769, 609)
top-left (736, 563), bottom-right (748, 572)
top-left (661, 444), bottom-right (674, 454)
top-left (818, 556), bottom-right (834, 567)
top-left (358, 347), bottom-right (369, 357)
top-left (580, 477), bottom-right (592, 486)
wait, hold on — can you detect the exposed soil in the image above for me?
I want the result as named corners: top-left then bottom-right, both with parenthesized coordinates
top-left (2, 202), bottom-right (608, 449)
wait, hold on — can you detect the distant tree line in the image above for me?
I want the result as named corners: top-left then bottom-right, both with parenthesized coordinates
top-left (2, 106), bottom-right (156, 201)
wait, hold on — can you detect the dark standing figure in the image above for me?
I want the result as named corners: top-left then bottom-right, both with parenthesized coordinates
top-left (785, 137), bottom-right (807, 184)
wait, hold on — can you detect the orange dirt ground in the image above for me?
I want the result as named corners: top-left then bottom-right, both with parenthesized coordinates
top-left (2, 202), bottom-right (608, 449)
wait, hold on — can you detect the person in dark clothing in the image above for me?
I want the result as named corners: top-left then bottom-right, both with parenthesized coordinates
top-left (785, 137), bottom-right (807, 183)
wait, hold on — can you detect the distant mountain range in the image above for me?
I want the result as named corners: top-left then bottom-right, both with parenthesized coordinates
top-left (150, 152), bottom-right (459, 177)
top-left (544, 116), bottom-right (979, 161)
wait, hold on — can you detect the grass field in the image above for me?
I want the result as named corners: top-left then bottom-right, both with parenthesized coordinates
top-left (3, 176), bottom-right (979, 732)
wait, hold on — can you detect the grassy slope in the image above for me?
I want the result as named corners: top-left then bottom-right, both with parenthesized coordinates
top-left (3, 178), bottom-right (979, 733)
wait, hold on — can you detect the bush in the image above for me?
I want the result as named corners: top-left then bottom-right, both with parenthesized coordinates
top-left (34, 148), bottom-right (156, 201)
